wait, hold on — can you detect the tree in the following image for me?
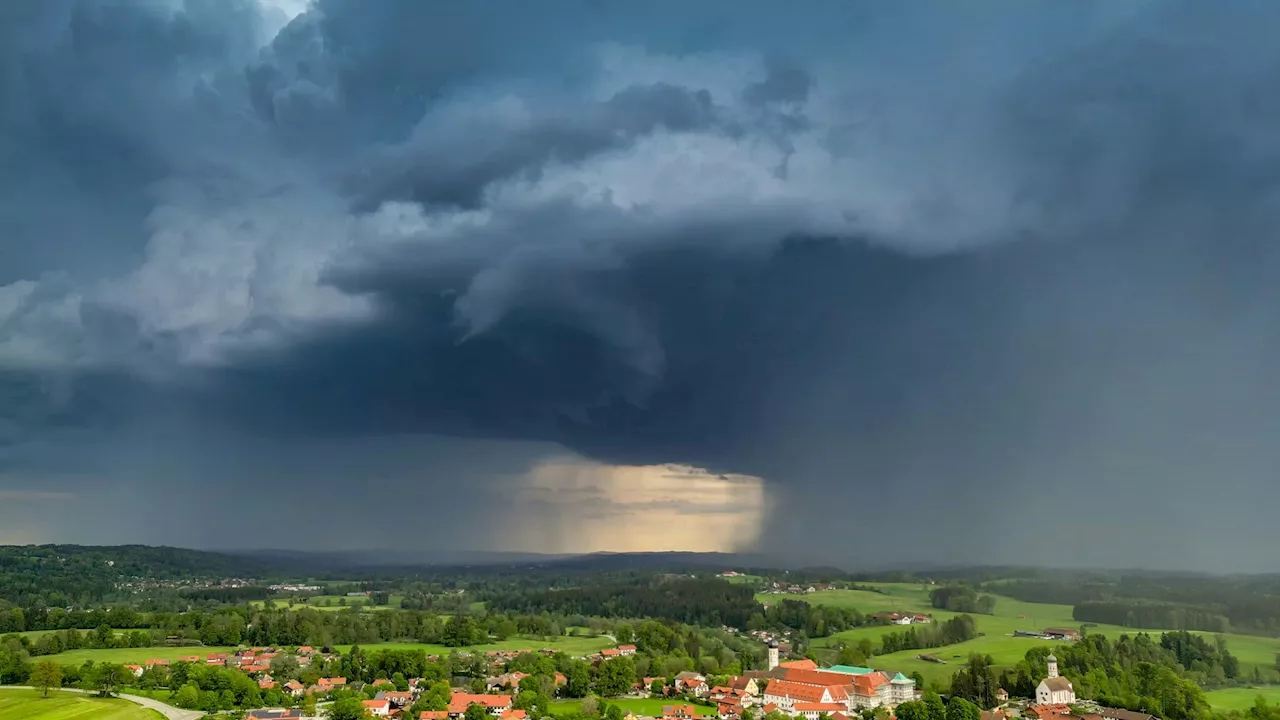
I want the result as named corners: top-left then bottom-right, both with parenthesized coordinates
top-left (174, 683), bottom-right (200, 709)
top-left (85, 663), bottom-right (132, 697)
top-left (465, 704), bottom-right (490, 720)
top-left (328, 696), bottom-right (367, 720)
top-left (895, 701), bottom-right (930, 720)
top-left (595, 657), bottom-right (636, 697)
top-left (31, 660), bottom-right (62, 697)
top-left (303, 694), bottom-right (319, 716)
top-left (946, 698), bottom-right (981, 720)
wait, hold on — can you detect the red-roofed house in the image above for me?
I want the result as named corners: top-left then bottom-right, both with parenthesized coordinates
top-left (762, 680), bottom-right (847, 712)
top-left (178, 656), bottom-right (202, 663)
top-left (663, 705), bottom-right (700, 720)
top-left (448, 694), bottom-right (513, 717)
top-left (793, 703), bottom-right (848, 720)
top-left (421, 713), bottom-right (449, 720)
top-left (778, 659), bottom-right (819, 671)
top-left (500, 711), bottom-right (528, 720)
top-left (284, 681), bottom-right (305, 697)
top-left (145, 659), bottom-right (170, 668)
top-left (616, 645), bottom-right (637, 656)
top-left (125, 665), bottom-right (144, 677)
top-left (364, 700), bottom-right (391, 717)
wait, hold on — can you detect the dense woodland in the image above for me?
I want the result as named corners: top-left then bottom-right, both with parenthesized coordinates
top-left (488, 577), bottom-right (760, 628)
top-left (995, 576), bottom-right (1280, 635)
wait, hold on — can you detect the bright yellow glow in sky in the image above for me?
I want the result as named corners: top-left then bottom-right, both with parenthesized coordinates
top-left (507, 457), bottom-right (767, 554)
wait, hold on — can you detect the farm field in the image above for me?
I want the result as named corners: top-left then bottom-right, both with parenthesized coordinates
top-left (1203, 686), bottom-right (1280, 711)
top-left (333, 635), bottom-right (614, 656)
top-left (791, 584), bottom-right (1280, 687)
top-left (31, 646), bottom-right (238, 666)
top-left (548, 698), bottom-right (718, 717)
top-left (0, 688), bottom-right (163, 720)
top-left (249, 594), bottom-right (404, 611)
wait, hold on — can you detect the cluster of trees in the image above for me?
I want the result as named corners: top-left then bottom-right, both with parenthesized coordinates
top-left (490, 578), bottom-right (759, 628)
top-left (879, 615), bottom-right (978, 654)
top-left (995, 574), bottom-right (1280, 635)
top-left (1074, 601), bottom-right (1231, 633)
top-left (929, 586), bottom-right (995, 615)
top-left (986, 632), bottom-right (1239, 720)
top-left (896, 692), bottom-right (982, 720)
top-left (755, 599), bottom-right (873, 638)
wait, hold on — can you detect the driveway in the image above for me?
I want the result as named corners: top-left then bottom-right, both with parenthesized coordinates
top-left (7, 686), bottom-right (203, 720)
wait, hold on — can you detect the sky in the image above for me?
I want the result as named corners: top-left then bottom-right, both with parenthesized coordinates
top-left (3, 0), bottom-right (1280, 571)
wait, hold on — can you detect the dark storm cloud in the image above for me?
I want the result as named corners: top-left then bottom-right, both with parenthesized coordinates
top-left (4, 0), bottom-right (1280, 569)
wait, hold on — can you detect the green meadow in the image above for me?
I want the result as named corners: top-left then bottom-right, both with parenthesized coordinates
top-left (249, 594), bottom-right (404, 611)
top-left (334, 635), bottom-right (614, 656)
top-left (548, 698), bottom-right (718, 717)
top-left (1203, 686), bottom-right (1280, 712)
top-left (29, 646), bottom-right (239, 666)
top-left (782, 583), bottom-right (1280, 690)
top-left (0, 688), bottom-right (162, 720)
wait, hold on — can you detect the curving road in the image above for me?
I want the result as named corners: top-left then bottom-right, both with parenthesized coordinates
top-left (6, 686), bottom-right (203, 720)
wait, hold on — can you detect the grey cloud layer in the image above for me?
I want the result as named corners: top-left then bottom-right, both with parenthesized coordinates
top-left (4, 0), bottom-right (1280, 568)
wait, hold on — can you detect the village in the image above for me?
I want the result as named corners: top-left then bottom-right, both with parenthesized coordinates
top-left (129, 635), bottom-right (1153, 720)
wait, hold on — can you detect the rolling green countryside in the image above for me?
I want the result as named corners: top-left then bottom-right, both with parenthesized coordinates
top-left (0, 689), bottom-right (163, 720)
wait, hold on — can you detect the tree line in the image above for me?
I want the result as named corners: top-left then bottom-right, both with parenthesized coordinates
top-left (488, 577), bottom-right (759, 629)
top-left (929, 586), bottom-right (996, 615)
top-left (879, 615), bottom-right (977, 654)
top-left (1074, 601), bottom-right (1231, 633)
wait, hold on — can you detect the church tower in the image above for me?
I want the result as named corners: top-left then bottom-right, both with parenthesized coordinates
top-left (767, 640), bottom-right (779, 670)
top-left (1047, 653), bottom-right (1059, 679)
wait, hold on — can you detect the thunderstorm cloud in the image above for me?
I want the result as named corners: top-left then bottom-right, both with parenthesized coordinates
top-left (3, 0), bottom-right (1280, 570)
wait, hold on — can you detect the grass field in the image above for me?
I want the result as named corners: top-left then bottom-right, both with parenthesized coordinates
top-left (31, 646), bottom-right (239, 666)
top-left (548, 698), bottom-right (718, 717)
top-left (781, 583), bottom-right (1280, 688)
top-left (249, 595), bottom-right (405, 611)
top-left (0, 688), bottom-right (163, 720)
top-left (1203, 686), bottom-right (1280, 711)
top-left (334, 635), bottom-right (614, 656)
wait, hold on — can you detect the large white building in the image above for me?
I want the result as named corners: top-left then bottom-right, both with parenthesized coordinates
top-left (1035, 654), bottom-right (1076, 705)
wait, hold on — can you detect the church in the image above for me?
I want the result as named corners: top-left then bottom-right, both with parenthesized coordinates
top-left (1035, 654), bottom-right (1076, 705)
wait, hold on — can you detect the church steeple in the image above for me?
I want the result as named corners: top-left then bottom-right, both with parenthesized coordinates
top-left (1047, 653), bottom-right (1059, 679)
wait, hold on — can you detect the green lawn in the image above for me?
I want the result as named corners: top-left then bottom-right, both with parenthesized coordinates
top-left (786, 585), bottom-right (1280, 688)
top-left (0, 688), bottom-right (164, 720)
top-left (250, 595), bottom-right (404, 611)
top-left (31, 646), bottom-right (238, 666)
top-left (1204, 686), bottom-right (1280, 711)
top-left (548, 698), bottom-right (718, 717)
top-left (335, 635), bottom-right (614, 657)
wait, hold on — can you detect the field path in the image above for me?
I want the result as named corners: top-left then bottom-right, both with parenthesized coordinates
top-left (8, 686), bottom-right (203, 720)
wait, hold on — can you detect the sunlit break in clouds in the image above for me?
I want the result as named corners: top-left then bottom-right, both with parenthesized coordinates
top-left (510, 461), bottom-right (766, 554)
top-left (5, 0), bottom-right (1280, 570)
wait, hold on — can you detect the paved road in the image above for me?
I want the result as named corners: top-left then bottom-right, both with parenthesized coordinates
top-left (7, 686), bottom-right (203, 720)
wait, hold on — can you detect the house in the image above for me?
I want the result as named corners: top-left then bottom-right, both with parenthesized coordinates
top-left (421, 713), bottom-right (449, 720)
top-left (728, 676), bottom-right (760, 697)
top-left (1097, 709), bottom-right (1158, 720)
top-left (663, 705), bottom-right (701, 720)
top-left (284, 681), bottom-right (305, 697)
top-left (245, 710), bottom-right (302, 720)
top-left (616, 645), bottom-right (638, 656)
top-left (778, 659), bottom-right (819, 671)
top-left (762, 679), bottom-right (847, 712)
top-left (447, 694), bottom-right (513, 717)
top-left (996, 689), bottom-right (1008, 704)
top-left (601, 649), bottom-right (622, 658)
top-left (373, 679), bottom-right (394, 688)
top-left (554, 673), bottom-right (567, 687)
top-left (1043, 628), bottom-right (1081, 641)
top-left (1035, 656), bottom-right (1076, 705)
top-left (178, 656), bottom-right (202, 663)
top-left (319, 678), bottom-right (347, 687)
top-left (364, 700), bottom-right (391, 717)
top-left (488, 672), bottom-right (528, 691)
top-left (1026, 706), bottom-right (1073, 720)
top-left (500, 711), bottom-right (528, 720)
top-left (794, 703), bottom-right (848, 720)
top-left (259, 679), bottom-right (278, 690)
top-left (380, 692), bottom-right (415, 708)
top-left (297, 646), bottom-right (314, 655)
top-left (124, 665), bottom-right (144, 677)
top-left (145, 659), bottom-right (170, 668)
